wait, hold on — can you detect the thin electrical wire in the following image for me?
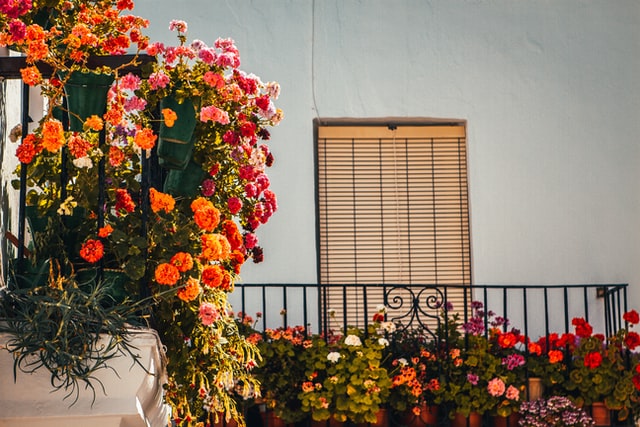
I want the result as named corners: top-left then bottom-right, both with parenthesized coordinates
top-left (311, 0), bottom-right (320, 120)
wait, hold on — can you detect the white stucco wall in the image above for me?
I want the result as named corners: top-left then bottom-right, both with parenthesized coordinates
top-left (133, 0), bottom-right (640, 306)
top-left (3, 1), bottom-right (638, 321)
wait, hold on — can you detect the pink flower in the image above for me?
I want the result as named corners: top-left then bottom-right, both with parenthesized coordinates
top-left (124, 96), bottom-right (147, 112)
top-left (146, 42), bottom-right (165, 56)
top-left (121, 73), bottom-right (141, 91)
top-left (169, 19), bottom-right (188, 33)
top-left (149, 71), bottom-right (170, 90)
top-left (201, 179), bottom-right (215, 197)
top-left (200, 105), bottom-right (230, 124)
top-left (227, 197), bottom-right (242, 214)
top-left (203, 71), bottom-right (225, 89)
top-left (198, 48), bottom-right (217, 66)
top-left (487, 378), bottom-right (506, 397)
top-left (198, 302), bottom-right (219, 326)
top-left (245, 183), bottom-right (258, 198)
top-left (8, 19), bottom-right (26, 41)
top-left (505, 385), bottom-right (520, 401)
top-left (244, 233), bottom-right (258, 249)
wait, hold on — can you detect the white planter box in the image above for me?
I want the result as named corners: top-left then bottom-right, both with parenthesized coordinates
top-left (0, 329), bottom-right (171, 427)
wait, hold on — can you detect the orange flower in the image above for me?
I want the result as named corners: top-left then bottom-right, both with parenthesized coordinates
top-left (193, 205), bottom-right (221, 231)
top-left (548, 349), bottom-right (564, 364)
top-left (177, 277), bottom-right (201, 302)
top-left (20, 66), bottom-right (42, 86)
top-left (221, 220), bottom-right (243, 250)
top-left (200, 234), bottom-right (231, 261)
top-left (41, 120), bottom-right (65, 153)
top-left (133, 127), bottom-right (157, 149)
top-left (79, 239), bottom-right (104, 263)
top-left (155, 263), bottom-right (180, 286)
top-left (171, 252), bottom-right (194, 273)
top-left (190, 197), bottom-right (212, 213)
top-left (67, 133), bottom-right (92, 158)
top-left (149, 188), bottom-right (175, 213)
top-left (104, 105), bottom-right (124, 127)
top-left (201, 265), bottom-right (224, 288)
top-left (108, 145), bottom-right (125, 167)
top-left (98, 224), bottom-right (114, 238)
top-left (84, 115), bottom-right (104, 131)
top-left (162, 108), bottom-right (177, 127)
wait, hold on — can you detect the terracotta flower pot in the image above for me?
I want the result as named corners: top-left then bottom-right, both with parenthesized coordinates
top-left (451, 412), bottom-right (482, 427)
top-left (402, 404), bottom-right (438, 427)
top-left (492, 413), bottom-right (520, 427)
top-left (590, 402), bottom-right (611, 427)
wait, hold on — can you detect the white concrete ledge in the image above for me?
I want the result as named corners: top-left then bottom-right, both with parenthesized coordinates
top-left (0, 328), bottom-right (171, 427)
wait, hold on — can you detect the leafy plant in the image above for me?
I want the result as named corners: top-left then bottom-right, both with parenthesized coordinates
top-left (0, 261), bottom-right (150, 405)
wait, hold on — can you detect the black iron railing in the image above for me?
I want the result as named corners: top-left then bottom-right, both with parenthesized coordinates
top-left (230, 283), bottom-right (628, 342)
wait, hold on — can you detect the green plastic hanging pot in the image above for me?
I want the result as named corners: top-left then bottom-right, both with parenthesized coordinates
top-left (157, 95), bottom-right (197, 170)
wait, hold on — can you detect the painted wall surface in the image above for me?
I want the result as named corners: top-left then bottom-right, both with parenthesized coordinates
top-left (130, 0), bottom-right (640, 313)
top-left (1, 1), bottom-right (637, 329)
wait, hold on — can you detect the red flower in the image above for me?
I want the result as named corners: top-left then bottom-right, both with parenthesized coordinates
top-left (572, 317), bottom-right (593, 338)
top-left (372, 312), bottom-right (384, 323)
top-left (632, 375), bottom-right (640, 391)
top-left (497, 331), bottom-right (517, 349)
top-left (583, 351), bottom-right (603, 369)
top-left (79, 239), bottom-right (104, 263)
top-left (548, 349), bottom-right (564, 364)
top-left (624, 310), bottom-right (640, 325)
top-left (625, 331), bottom-right (640, 350)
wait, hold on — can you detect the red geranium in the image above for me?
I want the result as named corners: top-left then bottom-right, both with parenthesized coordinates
top-left (572, 317), bottom-right (593, 338)
top-left (624, 310), bottom-right (640, 325)
top-left (583, 351), bottom-right (603, 369)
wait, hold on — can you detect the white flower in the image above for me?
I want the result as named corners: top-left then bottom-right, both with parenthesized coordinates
top-left (72, 156), bottom-right (93, 169)
top-left (327, 351), bottom-right (341, 363)
top-left (344, 335), bottom-right (362, 347)
top-left (327, 308), bottom-right (336, 318)
top-left (378, 338), bottom-right (389, 347)
top-left (381, 322), bottom-right (396, 333)
top-left (398, 358), bottom-right (408, 367)
top-left (376, 304), bottom-right (387, 313)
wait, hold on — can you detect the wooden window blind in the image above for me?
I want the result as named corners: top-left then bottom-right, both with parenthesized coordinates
top-left (316, 123), bottom-right (471, 328)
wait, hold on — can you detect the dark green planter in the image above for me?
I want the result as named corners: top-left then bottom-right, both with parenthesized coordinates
top-left (163, 160), bottom-right (206, 197)
top-left (61, 71), bottom-right (115, 132)
top-left (157, 96), bottom-right (197, 170)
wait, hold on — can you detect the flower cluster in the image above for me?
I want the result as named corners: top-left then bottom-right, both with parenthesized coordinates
top-left (4, 2), bottom-right (282, 425)
top-left (299, 319), bottom-right (392, 424)
top-left (519, 396), bottom-right (594, 427)
top-left (254, 325), bottom-right (312, 424)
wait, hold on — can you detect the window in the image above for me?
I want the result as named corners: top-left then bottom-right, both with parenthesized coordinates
top-left (315, 120), bottom-right (471, 327)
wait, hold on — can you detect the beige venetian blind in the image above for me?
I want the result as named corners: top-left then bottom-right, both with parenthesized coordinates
top-left (316, 122), bottom-right (471, 328)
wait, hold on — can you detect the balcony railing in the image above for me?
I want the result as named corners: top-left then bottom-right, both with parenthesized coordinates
top-left (230, 283), bottom-right (628, 340)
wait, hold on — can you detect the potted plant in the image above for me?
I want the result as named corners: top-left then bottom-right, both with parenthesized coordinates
top-left (383, 323), bottom-right (442, 426)
top-left (299, 322), bottom-right (392, 425)
top-left (254, 325), bottom-right (312, 424)
top-left (437, 301), bottom-right (522, 426)
top-left (563, 313), bottom-right (640, 424)
top-left (525, 332), bottom-right (571, 399)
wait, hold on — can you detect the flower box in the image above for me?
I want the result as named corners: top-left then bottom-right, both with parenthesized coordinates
top-left (0, 329), bottom-right (170, 427)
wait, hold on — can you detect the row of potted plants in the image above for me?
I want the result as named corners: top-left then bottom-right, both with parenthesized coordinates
top-left (237, 303), bottom-right (640, 427)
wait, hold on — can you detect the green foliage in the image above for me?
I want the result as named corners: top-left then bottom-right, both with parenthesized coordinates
top-left (0, 265), bottom-right (150, 405)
